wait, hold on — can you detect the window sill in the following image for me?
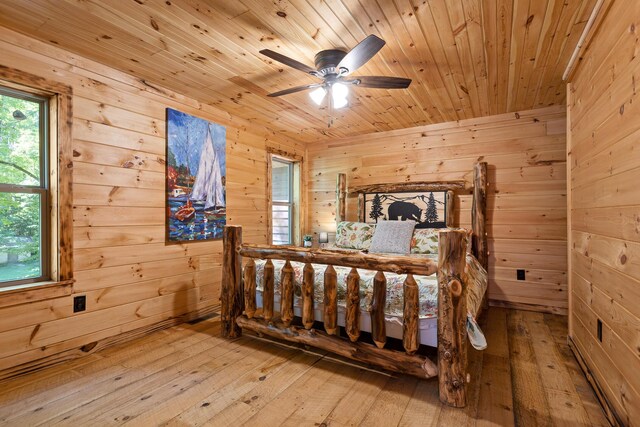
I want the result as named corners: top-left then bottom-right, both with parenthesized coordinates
top-left (0, 279), bottom-right (74, 308)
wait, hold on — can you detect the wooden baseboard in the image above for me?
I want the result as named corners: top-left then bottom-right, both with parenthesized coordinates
top-left (0, 305), bottom-right (219, 383)
top-left (568, 336), bottom-right (622, 426)
top-left (489, 300), bottom-right (568, 316)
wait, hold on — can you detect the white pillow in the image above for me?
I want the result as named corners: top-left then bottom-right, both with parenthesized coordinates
top-left (368, 220), bottom-right (416, 254)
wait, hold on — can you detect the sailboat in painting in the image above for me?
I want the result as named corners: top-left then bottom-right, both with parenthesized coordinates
top-left (189, 125), bottom-right (226, 213)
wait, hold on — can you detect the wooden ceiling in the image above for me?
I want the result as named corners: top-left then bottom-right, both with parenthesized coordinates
top-left (0, 0), bottom-right (596, 143)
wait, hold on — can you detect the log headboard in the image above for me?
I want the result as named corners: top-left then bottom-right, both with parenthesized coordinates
top-left (334, 161), bottom-right (488, 271)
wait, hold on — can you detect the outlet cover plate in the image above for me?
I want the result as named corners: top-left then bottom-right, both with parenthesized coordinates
top-left (73, 295), bottom-right (86, 313)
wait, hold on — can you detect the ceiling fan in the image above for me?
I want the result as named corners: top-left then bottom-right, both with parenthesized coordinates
top-left (259, 35), bottom-right (411, 109)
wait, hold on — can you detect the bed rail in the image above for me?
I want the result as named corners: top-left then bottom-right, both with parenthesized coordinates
top-left (220, 226), bottom-right (471, 407)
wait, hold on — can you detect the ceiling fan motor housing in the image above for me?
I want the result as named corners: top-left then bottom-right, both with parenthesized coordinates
top-left (314, 49), bottom-right (348, 77)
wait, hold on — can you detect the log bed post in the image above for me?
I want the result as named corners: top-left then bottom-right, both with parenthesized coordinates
top-left (336, 173), bottom-right (346, 224)
top-left (445, 190), bottom-right (455, 228)
top-left (471, 162), bottom-right (488, 310)
top-left (221, 225), bottom-right (243, 338)
top-left (437, 229), bottom-right (469, 407)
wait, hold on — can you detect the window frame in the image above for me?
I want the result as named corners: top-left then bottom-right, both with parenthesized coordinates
top-left (0, 67), bottom-right (74, 303)
top-left (0, 85), bottom-right (51, 286)
top-left (271, 158), bottom-right (294, 245)
top-left (266, 148), bottom-right (303, 247)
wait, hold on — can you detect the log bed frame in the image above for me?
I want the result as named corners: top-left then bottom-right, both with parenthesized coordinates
top-left (221, 162), bottom-right (488, 407)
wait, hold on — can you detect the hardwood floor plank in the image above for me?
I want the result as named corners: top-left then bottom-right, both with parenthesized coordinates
top-left (279, 363), bottom-right (373, 426)
top-left (475, 308), bottom-right (515, 426)
top-left (35, 325), bottom-right (237, 425)
top-left (359, 375), bottom-right (418, 426)
top-left (168, 350), bottom-right (323, 426)
top-left (523, 311), bottom-right (592, 426)
top-left (398, 377), bottom-right (442, 426)
top-left (323, 370), bottom-right (390, 426)
top-left (507, 310), bottom-right (554, 426)
top-left (0, 311), bottom-right (608, 426)
top-left (543, 314), bottom-right (610, 427)
top-left (116, 342), bottom-right (297, 425)
top-left (237, 359), bottom-right (357, 426)
top-left (0, 321), bottom-right (218, 424)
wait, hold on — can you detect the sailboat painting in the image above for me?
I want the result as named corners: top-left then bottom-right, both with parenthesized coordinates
top-left (166, 108), bottom-right (226, 242)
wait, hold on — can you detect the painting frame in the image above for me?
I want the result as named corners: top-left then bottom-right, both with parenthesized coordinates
top-left (165, 108), bottom-right (226, 243)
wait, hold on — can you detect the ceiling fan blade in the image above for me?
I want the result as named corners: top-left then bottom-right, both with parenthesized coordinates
top-left (259, 49), bottom-right (317, 75)
top-left (337, 35), bottom-right (386, 76)
top-left (348, 76), bottom-right (412, 89)
top-left (267, 84), bottom-right (321, 97)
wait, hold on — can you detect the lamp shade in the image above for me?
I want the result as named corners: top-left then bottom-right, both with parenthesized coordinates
top-left (331, 83), bottom-right (349, 109)
top-left (319, 231), bottom-right (329, 244)
top-left (309, 87), bottom-right (327, 105)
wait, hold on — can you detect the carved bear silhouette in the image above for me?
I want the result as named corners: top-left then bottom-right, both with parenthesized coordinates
top-left (387, 201), bottom-right (422, 222)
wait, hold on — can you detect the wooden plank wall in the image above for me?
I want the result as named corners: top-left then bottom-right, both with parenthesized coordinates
top-left (0, 26), bottom-right (304, 373)
top-left (307, 106), bottom-right (567, 314)
top-left (568, 1), bottom-right (640, 423)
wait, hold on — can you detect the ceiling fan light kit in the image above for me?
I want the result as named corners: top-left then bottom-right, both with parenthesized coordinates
top-left (331, 82), bottom-right (349, 106)
top-left (260, 34), bottom-right (411, 120)
top-left (309, 86), bottom-right (327, 105)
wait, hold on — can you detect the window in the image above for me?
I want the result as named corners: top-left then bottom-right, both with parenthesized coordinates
top-left (0, 86), bottom-right (49, 286)
top-left (269, 153), bottom-right (301, 246)
top-left (271, 158), bottom-right (294, 245)
top-left (0, 69), bottom-right (73, 295)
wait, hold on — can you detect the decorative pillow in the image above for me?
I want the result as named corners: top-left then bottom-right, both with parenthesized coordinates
top-left (410, 228), bottom-right (440, 254)
top-left (368, 220), bottom-right (416, 254)
top-left (411, 228), bottom-right (474, 255)
top-left (335, 221), bottom-right (376, 250)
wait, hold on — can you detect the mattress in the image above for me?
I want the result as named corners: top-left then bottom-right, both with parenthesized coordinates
top-left (250, 253), bottom-right (487, 348)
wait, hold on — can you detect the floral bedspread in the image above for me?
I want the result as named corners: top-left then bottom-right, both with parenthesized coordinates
top-left (252, 253), bottom-right (487, 319)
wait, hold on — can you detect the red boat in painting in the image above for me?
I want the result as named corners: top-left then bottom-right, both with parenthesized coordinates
top-left (174, 200), bottom-right (195, 222)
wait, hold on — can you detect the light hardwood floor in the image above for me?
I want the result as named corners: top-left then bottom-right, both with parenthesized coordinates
top-left (0, 308), bottom-right (608, 426)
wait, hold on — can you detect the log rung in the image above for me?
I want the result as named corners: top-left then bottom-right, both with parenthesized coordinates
top-left (236, 316), bottom-right (438, 379)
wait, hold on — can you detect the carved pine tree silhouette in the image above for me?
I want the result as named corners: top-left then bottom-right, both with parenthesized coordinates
top-left (426, 192), bottom-right (439, 223)
top-left (369, 193), bottom-right (384, 223)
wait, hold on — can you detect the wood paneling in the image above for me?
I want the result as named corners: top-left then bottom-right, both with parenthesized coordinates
top-left (0, 26), bottom-right (304, 373)
top-left (307, 106), bottom-right (567, 313)
top-left (0, 0), bottom-right (596, 143)
top-left (568, 1), bottom-right (640, 424)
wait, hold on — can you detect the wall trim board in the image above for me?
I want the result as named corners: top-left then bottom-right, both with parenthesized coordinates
top-left (0, 305), bottom-right (219, 383)
top-left (568, 337), bottom-right (623, 426)
top-left (489, 300), bottom-right (568, 316)
top-left (567, 82), bottom-right (574, 336)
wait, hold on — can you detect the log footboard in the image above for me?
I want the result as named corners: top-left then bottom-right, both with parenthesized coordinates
top-left (220, 225), bottom-right (474, 407)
